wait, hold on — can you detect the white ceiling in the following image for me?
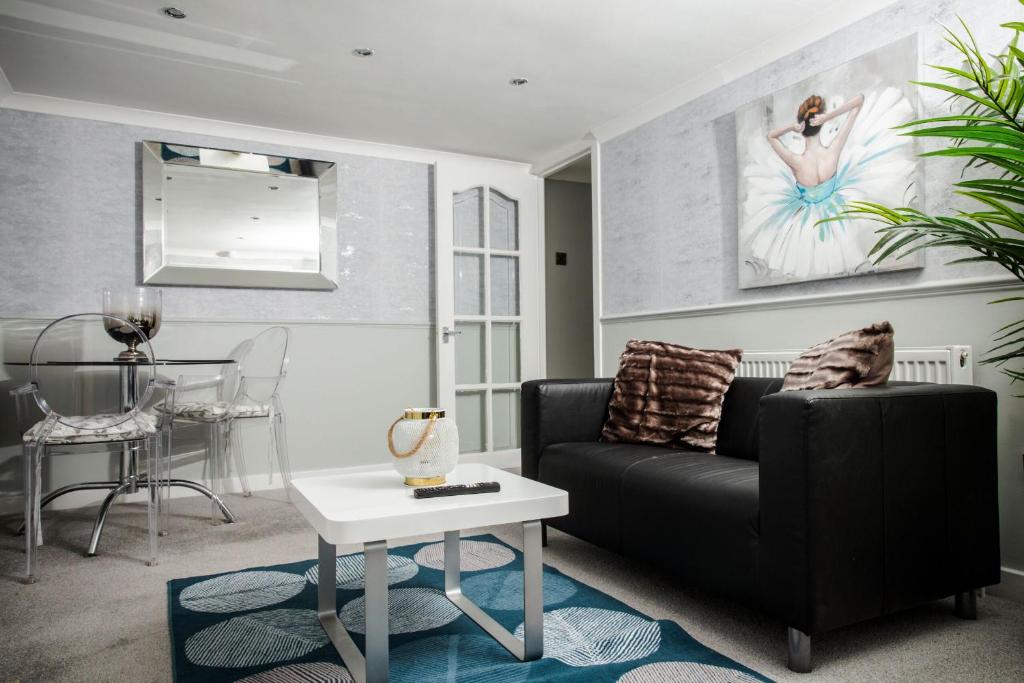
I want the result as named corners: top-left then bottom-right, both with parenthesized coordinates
top-left (0, 0), bottom-right (897, 164)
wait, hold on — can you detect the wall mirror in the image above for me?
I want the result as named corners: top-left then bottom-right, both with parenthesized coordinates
top-left (141, 141), bottom-right (338, 290)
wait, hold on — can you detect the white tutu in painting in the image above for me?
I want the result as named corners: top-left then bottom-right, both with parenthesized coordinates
top-left (736, 36), bottom-right (923, 288)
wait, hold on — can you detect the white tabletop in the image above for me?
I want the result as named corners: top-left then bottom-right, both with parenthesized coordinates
top-left (290, 463), bottom-right (569, 545)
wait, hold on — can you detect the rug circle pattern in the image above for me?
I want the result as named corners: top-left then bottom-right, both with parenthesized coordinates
top-left (339, 586), bottom-right (462, 635)
top-left (179, 571), bottom-right (308, 613)
top-left (412, 539), bottom-right (515, 570)
top-left (303, 554), bottom-right (418, 589)
top-left (168, 534), bottom-right (772, 682)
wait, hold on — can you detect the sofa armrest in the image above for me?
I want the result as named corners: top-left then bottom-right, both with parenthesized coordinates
top-left (521, 379), bottom-right (614, 480)
top-left (758, 383), bottom-right (1000, 635)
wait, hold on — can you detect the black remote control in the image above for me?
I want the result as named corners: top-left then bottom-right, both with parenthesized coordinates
top-left (413, 482), bottom-right (501, 498)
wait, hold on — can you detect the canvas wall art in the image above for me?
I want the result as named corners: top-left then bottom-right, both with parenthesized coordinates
top-left (736, 35), bottom-right (923, 289)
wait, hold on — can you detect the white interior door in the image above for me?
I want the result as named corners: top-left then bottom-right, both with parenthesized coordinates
top-left (435, 160), bottom-right (541, 465)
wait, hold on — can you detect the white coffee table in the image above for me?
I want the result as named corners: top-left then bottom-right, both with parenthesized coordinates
top-left (290, 462), bottom-right (569, 683)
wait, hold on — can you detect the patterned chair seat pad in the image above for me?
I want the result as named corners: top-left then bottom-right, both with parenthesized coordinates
top-left (24, 413), bottom-right (157, 445)
top-left (173, 401), bottom-right (270, 423)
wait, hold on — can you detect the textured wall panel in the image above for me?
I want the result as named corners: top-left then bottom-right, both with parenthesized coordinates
top-left (600, 0), bottom-right (1014, 317)
top-left (0, 109), bottom-right (433, 323)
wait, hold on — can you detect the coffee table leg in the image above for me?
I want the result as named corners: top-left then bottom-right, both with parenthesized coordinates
top-left (443, 520), bottom-right (544, 661)
top-left (521, 519), bottom-right (544, 660)
top-left (316, 535), bottom-right (390, 683)
top-left (363, 539), bottom-right (390, 682)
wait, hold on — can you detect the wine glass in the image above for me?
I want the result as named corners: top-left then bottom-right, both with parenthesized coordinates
top-left (102, 287), bottom-right (162, 360)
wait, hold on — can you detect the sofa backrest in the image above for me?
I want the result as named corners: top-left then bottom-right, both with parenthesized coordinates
top-left (716, 376), bottom-right (783, 461)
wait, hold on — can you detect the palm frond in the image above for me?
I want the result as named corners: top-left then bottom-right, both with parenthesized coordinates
top-left (827, 12), bottom-right (1024, 386)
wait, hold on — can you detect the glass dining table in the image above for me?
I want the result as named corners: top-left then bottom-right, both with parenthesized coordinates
top-left (6, 358), bottom-right (237, 555)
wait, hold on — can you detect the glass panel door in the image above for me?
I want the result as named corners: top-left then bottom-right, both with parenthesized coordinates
top-left (436, 161), bottom-right (539, 464)
top-left (452, 186), bottom-right (522, 454)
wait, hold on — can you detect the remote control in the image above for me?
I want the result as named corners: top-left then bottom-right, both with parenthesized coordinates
top-left (413, 482), bottom-right (501, 498)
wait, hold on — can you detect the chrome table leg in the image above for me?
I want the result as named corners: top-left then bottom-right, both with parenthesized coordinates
top-left (162, 479), bottom-right (236, 523)
top-left (444, 520), bottom-right (544, 661)
top-left (317, 535), bottom-right (389, 683)
top-left (16, 481), bottom-right (119, 535)
top-left (80, 477), bottom-right (233, 554)
top-left (86, 482), bottom-right (132, 556)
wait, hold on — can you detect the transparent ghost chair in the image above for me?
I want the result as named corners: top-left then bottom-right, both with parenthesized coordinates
top-left (10, 313), bottom-right (174, 583)
top-left (163, 338), bottom-right (251, 524)
top-left (168, 327), bottom-right (291, 518)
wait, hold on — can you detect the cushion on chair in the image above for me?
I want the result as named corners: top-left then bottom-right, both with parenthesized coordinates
top-left (24, 413), bottom-right (157, 445)
top-left (172, 401), bottom-right (270, 423)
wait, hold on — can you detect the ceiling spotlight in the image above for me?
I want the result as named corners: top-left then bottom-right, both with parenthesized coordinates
top-left (352, 48), bottom-right (375, 58)
top-left (509, 77), bottom-right (529, 87)
top-left (162, 7), bottom-right (186, 19)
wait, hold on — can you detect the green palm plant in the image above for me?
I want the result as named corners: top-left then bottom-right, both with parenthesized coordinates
top-left (841, 5), bottom-right (1024, 389)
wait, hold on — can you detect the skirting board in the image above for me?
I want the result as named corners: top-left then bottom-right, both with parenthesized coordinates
top-left (0, 449), bottom-right (522, 516)
top-left (990, 567), bottom-right (1024, 604)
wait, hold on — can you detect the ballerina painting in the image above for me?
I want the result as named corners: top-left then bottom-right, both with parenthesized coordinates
top-left (736, 36), bottom-right (923, 288)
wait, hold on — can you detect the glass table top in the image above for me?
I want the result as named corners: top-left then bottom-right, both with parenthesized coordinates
top-left (3, 359), bottom-right (236, 366)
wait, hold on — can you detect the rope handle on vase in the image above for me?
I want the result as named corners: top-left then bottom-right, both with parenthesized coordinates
top-left (387, 413), bottom-right (438, 459)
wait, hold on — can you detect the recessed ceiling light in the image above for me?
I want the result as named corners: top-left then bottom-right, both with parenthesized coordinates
top-left (352, 48), bottom-right (375, 58)
top-left (162, 7), bottom-right (186, 19)
top-left (509, 77), bottom-right (529, 87)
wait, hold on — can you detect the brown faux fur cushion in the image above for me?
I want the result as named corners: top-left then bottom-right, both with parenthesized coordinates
top-left (782, 321), bottom-right (895, 391)
top-left (601, 340), bottom-right (743, 452)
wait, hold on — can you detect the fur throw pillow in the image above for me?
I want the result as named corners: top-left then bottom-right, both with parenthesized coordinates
top-left (782, 321), bottom-right (895, 391)
top-left (601, 339), bottom-right (743, 452)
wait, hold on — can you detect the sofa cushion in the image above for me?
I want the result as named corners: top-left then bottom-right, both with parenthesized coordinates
top-left (601, 339), bottom-right (743, 452)
top-left (538, 441), bottom-right (673, 552)
top-left (620, 452), bottom-right (760, 602)
top-left (782, 321), bottom-right (894, 391)
top-left (716, 377), bottom-right (784, 461)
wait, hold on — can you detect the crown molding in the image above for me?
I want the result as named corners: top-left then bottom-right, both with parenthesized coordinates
top-left (0, 91), bottom-right (532, 169)
top-left (587, 0), bottom-right (901, 144)
top-left (531, 136), bottom-right (593, 177)
top-left (601, 275), bottom-right (1022, 324)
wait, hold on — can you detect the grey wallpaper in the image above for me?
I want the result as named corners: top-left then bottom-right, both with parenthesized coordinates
top-left (0, 109), bottom-right (433, 323)
top-left (600, 0), bottom-right (1015, 317)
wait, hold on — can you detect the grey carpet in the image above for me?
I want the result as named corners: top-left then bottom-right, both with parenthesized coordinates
top-left (1, 489), bottom-right (1022, 682)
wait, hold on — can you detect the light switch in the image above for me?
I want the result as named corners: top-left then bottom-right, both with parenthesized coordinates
top-left (555, 252), bottom-right (567, 266)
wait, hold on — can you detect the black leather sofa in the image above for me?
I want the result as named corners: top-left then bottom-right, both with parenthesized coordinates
top-left (522, 377), bottom-right (1000, 672)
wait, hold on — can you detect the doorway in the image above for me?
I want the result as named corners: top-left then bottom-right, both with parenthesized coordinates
top-left (544, 155), bottom-right (595, 379)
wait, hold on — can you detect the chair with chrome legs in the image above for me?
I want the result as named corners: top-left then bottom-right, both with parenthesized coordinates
top-left (11, 313), bottom-right (175, 583)
top-left (168, 327), bottom-right (292, 514)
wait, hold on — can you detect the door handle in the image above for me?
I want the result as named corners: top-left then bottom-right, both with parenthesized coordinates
top-left (441, 326), bottom-right (462, 343)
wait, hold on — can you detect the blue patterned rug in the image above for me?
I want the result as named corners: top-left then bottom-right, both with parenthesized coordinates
top-left (168, 535), bottom-right (770, 682)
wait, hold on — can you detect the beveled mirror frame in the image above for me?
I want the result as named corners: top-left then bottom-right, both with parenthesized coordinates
top-left (141, 141), bottom-right (338, 290)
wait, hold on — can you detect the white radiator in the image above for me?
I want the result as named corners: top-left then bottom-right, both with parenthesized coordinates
top-left (736, 346), bottom-right (974, 385)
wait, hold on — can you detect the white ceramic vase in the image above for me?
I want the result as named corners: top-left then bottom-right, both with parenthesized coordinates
top-left (387, 408), bottom-right (459, 486)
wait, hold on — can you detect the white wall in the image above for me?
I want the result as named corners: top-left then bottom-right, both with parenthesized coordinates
top-left (544, 179), bottom-right (594, 379)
